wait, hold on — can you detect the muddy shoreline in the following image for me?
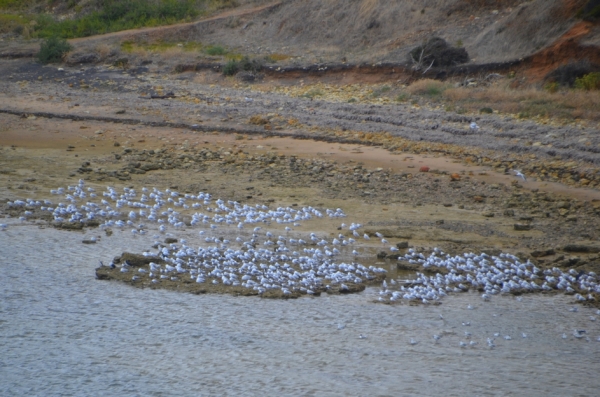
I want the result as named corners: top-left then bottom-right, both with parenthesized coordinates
top-left (1, 56), bottom-right (600, 301)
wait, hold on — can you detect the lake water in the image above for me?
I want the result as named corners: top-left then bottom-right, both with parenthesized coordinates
top-left (1, 222), bottom-right (599, 396)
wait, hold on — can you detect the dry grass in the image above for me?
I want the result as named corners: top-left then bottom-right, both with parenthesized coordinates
top-left (442, 83), bottom-right (600, 121)
top-left (406, 79), bottom-right (448, 97)
top-left (94, 44), bottom-right (112, 60)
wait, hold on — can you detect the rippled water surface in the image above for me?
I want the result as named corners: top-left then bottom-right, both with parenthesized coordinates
top-left (2, 223), bottom-right (600, 396)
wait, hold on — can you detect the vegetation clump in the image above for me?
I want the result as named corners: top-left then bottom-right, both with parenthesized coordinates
top-left (222, 56), bottom-right (263, 76)
top-left (33, 0), bottom-right (200, 38)
top-left (575, 72), bottom-right (600, 91)
top-left (409, 37), bottom-right (469, 70)
top-left (37, 35), bottom-right (72, 64)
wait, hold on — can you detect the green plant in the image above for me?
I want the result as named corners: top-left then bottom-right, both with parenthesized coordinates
top-left (371, 85), bottom-right (391, 98)
top-left (395, 92), bottom-right (410, 102)
top-left (544, 82), bottom-right (559, 93)
top-left (205, 45), bottom-right (226, 56)
top-left (222, 60), bottom-right (239, 76)
top-left (575, 72), bottom-right (600, 91)
top-left (301, 88), bottom-right (324, 99)
top-left (37, 35), bottom-right (72, 64)
top-left (479, 107), bottom-right (493, 114)
top-left (33, 0), bottom-right (200, 39)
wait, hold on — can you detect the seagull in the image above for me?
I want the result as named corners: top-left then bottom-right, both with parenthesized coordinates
top-left (459, 341), bottom-right (467, 348)
top-left (409, 338), bottom-right (418, 345)
top-left (573, 330), bottom-right (586, 339)
top-left (337, 324), bottom-right (346, 330)
top-left (470, 122), bottom-right (480, 131)
top-left (512, 170), bottom-right (526, 181)
top-left (358, 334), bottom-right (367, 339)
top-left (433, 334), bottom-right (441, 342)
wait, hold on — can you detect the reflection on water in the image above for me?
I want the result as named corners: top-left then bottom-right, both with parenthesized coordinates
top-left (1, 223), bottom-right (599, 396)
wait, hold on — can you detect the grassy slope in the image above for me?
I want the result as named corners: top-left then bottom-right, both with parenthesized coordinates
top-left (0, 0), bottom-right (240, 38)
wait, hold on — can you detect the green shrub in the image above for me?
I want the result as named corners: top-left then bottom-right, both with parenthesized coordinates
top-left (238, 56), bottom-right (262, 72)
top-left (205, 45), bottom-right (226, 56)
top-left (395, 92), bottom-right (410, 102)
top-left (479, 107), bottom-right (493, 114)
top-left (34, 0), bottom-right (200, 38)
top-left (37, 36), bottom-right (72, 64)
top-left (544, 82), bottom-right (559, 93)
top-left (575, 72), bottom-right (600, 91)
top-left (223, 60), bottom-right (239, 76)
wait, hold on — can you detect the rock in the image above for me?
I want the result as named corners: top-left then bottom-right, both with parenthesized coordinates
top-left (376, 251), bottom-right (388, 259)
top-left (443, 203), bottom-right (453, 207)
top-left (419, 166), bottom-right (430, 172)
top-left (514, 224), bottom-right (532, 231)
top-left (237, 71), bottom-right (256, 82)
top-left (396, 241), bottom-right (409, 249)
top-left (482, 211), bottom-right (494, 217)
top-left (82, 238), bottom-right (97, 244)
top-left (115, 109), bottom-right (126, 114)
top-left (67, 53), bottom-right (99, 65)
top-left (164, 237), bottom-right (178, 244)
top-left (563, 245), bottom-right (600, 253)
top-left (530, 249), bottom-right (555, 258)
top-left (503, 209), bottom-right (515, 217)
top-left (114, 252), bottom-right (163, 267)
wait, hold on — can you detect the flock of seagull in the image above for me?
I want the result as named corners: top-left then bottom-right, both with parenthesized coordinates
top-left (3, 179), bottom-right (598, 304)
top-left (4, 179), bottom-right (600, 346)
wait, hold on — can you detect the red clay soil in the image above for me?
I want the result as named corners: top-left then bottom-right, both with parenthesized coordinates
top-left (523, 20), bottom-right (600, 83)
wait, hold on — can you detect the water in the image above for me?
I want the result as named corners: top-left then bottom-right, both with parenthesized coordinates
top-left (1, 223), bottom-right (600, 396)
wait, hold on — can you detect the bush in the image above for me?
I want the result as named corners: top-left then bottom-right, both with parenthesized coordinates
top-left (575, 72), bottom-right (600, 90)
top-left (545, 60), bottom-right (598, 87)
top-left (34, 0), bottom-right (199, 39)
top-left (407, 79), bottom-right (446, 97)
top-left (37, 36), bottom-right (72, 64)
top-left (205, 45), bottom-right (226, 55)
top-left (578, 0), bottom-right (600, 21)
top-left (544, 82), bottom-right (559, 93)
top-left (222, 60), bottom-right (239, 76)
top-left (409, 37), bottom-right (469, 68)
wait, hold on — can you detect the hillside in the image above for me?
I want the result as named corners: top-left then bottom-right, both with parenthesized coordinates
top-left (1, 0), bottom-right (599, 81)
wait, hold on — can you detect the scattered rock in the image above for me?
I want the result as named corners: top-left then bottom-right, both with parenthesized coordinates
top-left (563, 245), bottom-right (600, 253)
top-left (514, 224), bottom-right (532, 231)
top-left (530, 249), bottom-right (555, 258)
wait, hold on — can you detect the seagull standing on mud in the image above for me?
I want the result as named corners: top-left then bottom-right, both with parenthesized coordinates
top-left (512, 170), bottom-right (526, 181)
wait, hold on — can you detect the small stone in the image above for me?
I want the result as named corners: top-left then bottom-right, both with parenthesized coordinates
top-left (396, 241), bottom-right (409, 249)
top-left (531, 249), bottom-right (555, 258)
top-left (514, 224), bottom-right (532, 231)
top-left (482, 211), bottom-right (494, 217)
top-left (114, 142), bottom-right (121, 147)
top-left (419, 166), bottom-right (430, 172)
top-left (503, 209), bottom-right (515, 217)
